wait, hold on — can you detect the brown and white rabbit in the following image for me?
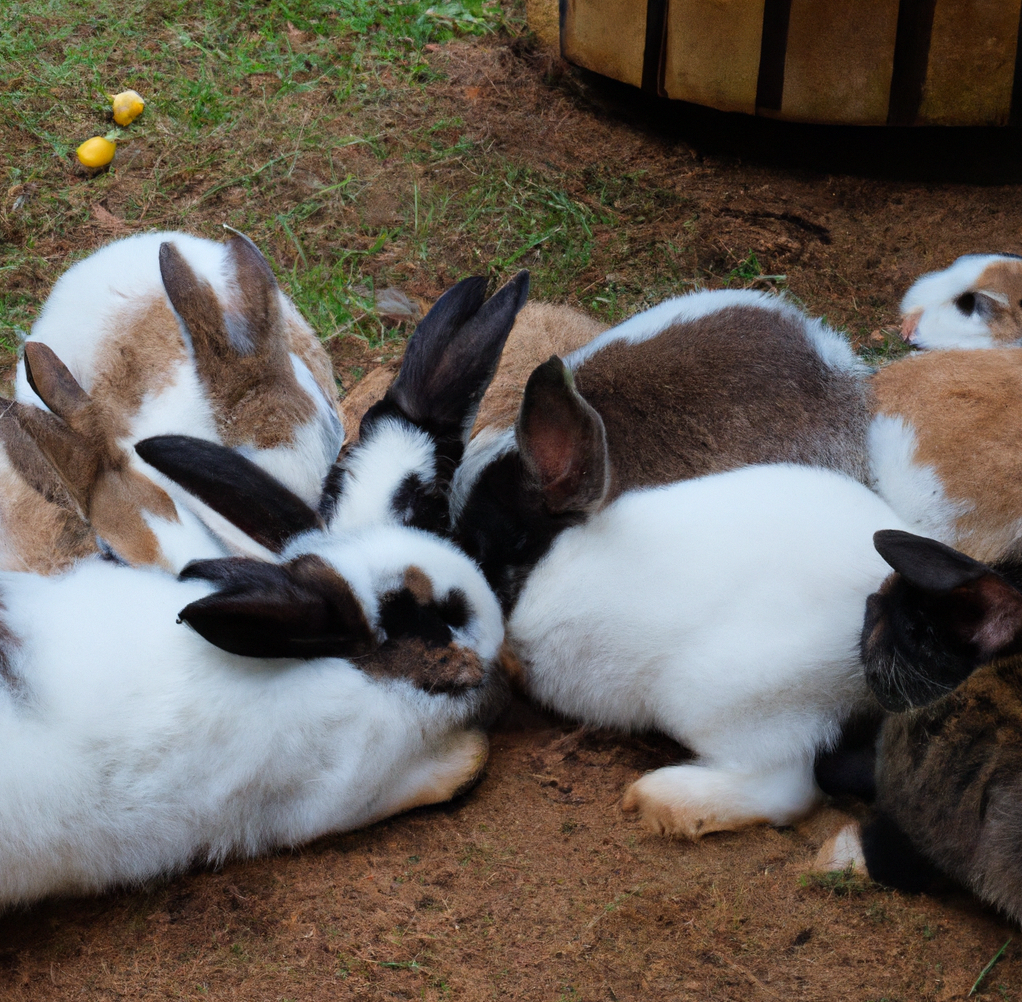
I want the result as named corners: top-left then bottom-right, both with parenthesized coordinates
top-left (2, 230), bottom-right (342, 573)
top-left (900, 253), bottom-right (1022, 349)
top-left (818, 529), bottom-right (1022, 921)
top-left (869, 347), bottom-right (1022, 564)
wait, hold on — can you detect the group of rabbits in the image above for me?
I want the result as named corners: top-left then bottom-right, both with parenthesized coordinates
top-left (4, 230), bottom-right (1022, 928)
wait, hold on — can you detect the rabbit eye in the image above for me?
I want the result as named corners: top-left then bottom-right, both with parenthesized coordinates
top-left (955, 292), bottom-right (976, 316)
top-left (436, 590), bottom-right (469, 630)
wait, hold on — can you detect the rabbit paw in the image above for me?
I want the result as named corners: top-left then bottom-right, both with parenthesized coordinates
top-left (621, 762), bottom-right (818, 838)
top-left (813, 823), bottom-right (866, 872)
top-left (381, 729), bottom-right (490, 820)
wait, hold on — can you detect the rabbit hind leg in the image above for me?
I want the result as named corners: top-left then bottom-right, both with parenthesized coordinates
top-left (621, 759), bottom-right (820, 839)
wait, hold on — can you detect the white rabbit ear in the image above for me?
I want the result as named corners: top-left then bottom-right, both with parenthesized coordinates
top-left (135, 435), bottom-right (324, 553)
top-left (178, 554), bottom-right (376, 659)
top-left (863, 530), bottom-right (1022, 711)
top-left (363, 270), bottom-right (530, 451)
top-left (516, 356), bottom-right (609, 515)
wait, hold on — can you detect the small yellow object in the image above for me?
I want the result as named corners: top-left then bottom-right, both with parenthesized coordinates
top-left (110, 89), bottom-right (145, 126)
top-left (76, 136), bottom-right (116, 168)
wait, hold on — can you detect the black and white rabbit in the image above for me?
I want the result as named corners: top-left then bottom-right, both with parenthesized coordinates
top-left (900, 253), bottom-right (1022, 349)
top-left (0, 442), bottom-right (506, 909)
top-left (817, 529), bottom-right (1022, 922)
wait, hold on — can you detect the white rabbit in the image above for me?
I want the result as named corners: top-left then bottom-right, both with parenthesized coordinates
top-left (499, 462), bottom-right (908, 837)
top-left (0, 445), bottom-right (506, 909)
top-left (1, 229), bottom-right (343, 574)
top-left (899, 253), bottom-right (1022, 349)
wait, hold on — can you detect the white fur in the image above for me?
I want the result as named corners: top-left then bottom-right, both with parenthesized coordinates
top-left (867, 414), bottom-right (970, 544)
top-left (0, 523), bottom-right (503, 908)
top-left (508, 464), bottom-right (909, 832)
top-left (901, 254), bottom-right (1022, 350)
top-left (566, 289), bottom-right (867, 375)
top-left (329, 418), bottom-right (437, 532)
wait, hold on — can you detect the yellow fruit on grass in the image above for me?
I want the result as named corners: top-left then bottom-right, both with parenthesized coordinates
top-left (76, 136), bottom-right (116, 168)
top-left (110, 89), bottom-right (145, 126)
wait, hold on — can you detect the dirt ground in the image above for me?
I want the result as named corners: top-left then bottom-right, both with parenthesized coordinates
top-left (5, 26), bottom-right (1022, 1002)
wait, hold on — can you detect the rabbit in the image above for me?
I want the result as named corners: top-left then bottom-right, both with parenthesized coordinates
top-left (339, 301), bottom-right (609, 447)
top-left (900, 253), bottom-right (1022, 349)
top-left (450, 289), bottom-right (872, 613)
top-left (868, 346), bottom-right (1022, 564)
top-left (321, 271), bottom-right (531, 537)
top-left (490, 458), bottom-right (910, 837)
top-left (0, 436), bottom-right (507, 909)
top-left (815, 529), bottom-right (1022, 922)
top-left (0, 229), bottom-right (342, 574)
top-left (16, 228), bottom-right (342, 501)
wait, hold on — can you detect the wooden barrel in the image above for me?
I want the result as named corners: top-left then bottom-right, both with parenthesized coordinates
top-left (555, 0), bottom-right (1022, 126)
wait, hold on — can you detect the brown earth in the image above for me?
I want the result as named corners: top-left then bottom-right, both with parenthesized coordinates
top-left (5, 27), bottom-right (1022, 1002)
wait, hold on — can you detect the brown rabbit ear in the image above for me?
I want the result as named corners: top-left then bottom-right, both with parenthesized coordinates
top-left (22, 342), bottom-right (92, 430)
top-left (178, 553), bottom-right (376, 659)
top-left (159, 240), bottom-right (232, 363)
top-left (516, 356), bottom-right (609, 516)
top-left (224, 229), bottom-right (283, 352)
top-left (13, 402), bottom-right (101, 516)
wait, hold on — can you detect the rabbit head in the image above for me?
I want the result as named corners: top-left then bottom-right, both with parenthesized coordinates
top-left (862, 529), bottom-right (1022, 711)
top-left (135, 433), bottom-right (507, 699)
top-left (322, 271), bottom-right (529, 535)
top-left (13, 343), bottom-right (220, 571)
top-left (900, 253), bottom-right (1022, 349)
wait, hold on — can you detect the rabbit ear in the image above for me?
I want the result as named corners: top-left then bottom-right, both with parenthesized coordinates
top-left (22, 342), bottom-right (93, 432)
top-left (516, 356), bottom-right (609, 515)
top-left (135, 435), bottom-right (324, 553)
top-left (863, 530), bottom-right (1022, 710)
top-left (873, 529), bottom-right (990, 591)
top-left (366, 270), bottom-right (530, 448)
top-left (223, 229), bottom-right (283, 353)
top-left (178, 553), bottom-right (376, 659)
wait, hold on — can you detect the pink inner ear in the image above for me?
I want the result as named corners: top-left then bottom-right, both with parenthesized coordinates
top-left (900, 311), bottom-right (920, 343)
top-left (529, 425), bottom-right (574, 487)
top-left (971, 575), bottom-right (1022, 658)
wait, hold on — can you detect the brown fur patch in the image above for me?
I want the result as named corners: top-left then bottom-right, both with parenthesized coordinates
top-left (876, 657), bottom-right (1022, 919)
top-left (402, 565), bottom-right (434, 605)
top-left (872, 349), bottom-right (1022, 562)
top-left (88, 296), bottom-right (187, 441)
top-left (974, 260), bottom-right (1022, 344)
top-left (357, 638), bottom-right (484, 694)
top-left (0, 595), bottom-right (24, 699)
top-left (574, 305), bottom-right (870, 501)
top-left (340, 360), bottom-right (401, 446)
top-left (0, 417), bottom-right (97, 574)
top-left (472, 302), bottom-right (607, 435)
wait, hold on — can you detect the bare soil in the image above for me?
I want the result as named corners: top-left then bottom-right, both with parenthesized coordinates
top-left (5, 31), bottom-right (1022, 1002)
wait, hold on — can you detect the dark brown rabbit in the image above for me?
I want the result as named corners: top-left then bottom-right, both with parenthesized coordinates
top-left (837, 529), bottom-right (1022, 919)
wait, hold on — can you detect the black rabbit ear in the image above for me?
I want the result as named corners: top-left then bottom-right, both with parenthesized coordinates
top-left (136, 435), bottom-right (323, 553)
top-left (516, 356), bottom-right (609, 515)
top-left (363, 270), bottom-right (530, 446)
top-left (873, 530), bottom-right (989, 590)
top-left (178, 554), bottom-right (375, 659)
top-left (863, 531), bottom-right (1022, 711)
